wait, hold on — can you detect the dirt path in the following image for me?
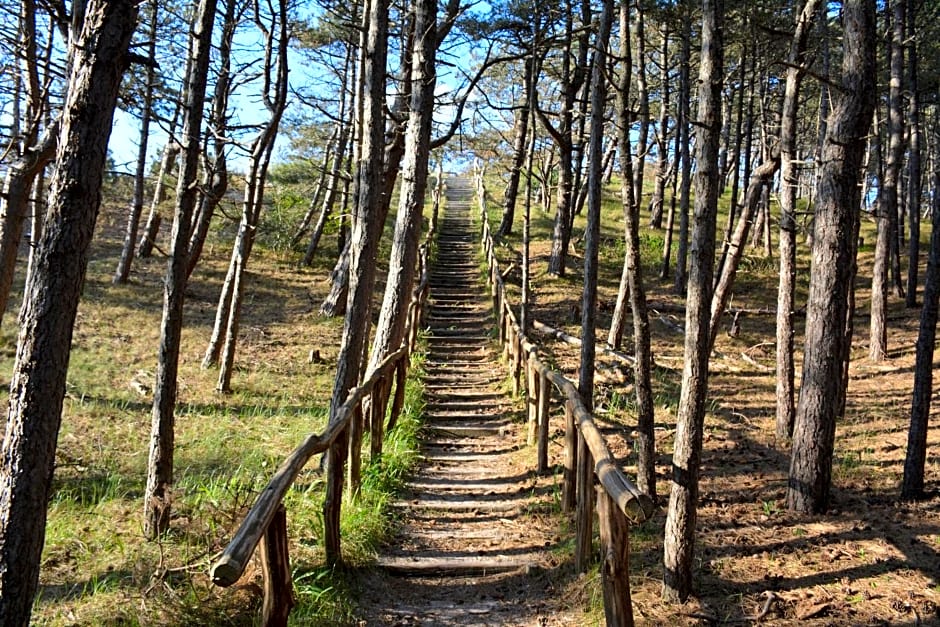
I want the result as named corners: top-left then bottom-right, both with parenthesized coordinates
top-left (355, 179), bottom-right (583, 625)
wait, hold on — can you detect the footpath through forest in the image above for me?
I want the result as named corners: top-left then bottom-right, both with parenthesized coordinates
top-left (356, 178), bottom-right (582, 625)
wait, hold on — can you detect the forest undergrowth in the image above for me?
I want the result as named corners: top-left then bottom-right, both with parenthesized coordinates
top-left (0, 187), bottom-right (424, 625)
top-left (485, 179), bottom-right (940, 625)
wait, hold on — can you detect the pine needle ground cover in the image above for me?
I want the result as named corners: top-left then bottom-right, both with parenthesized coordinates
top-left (484, 176), bottom-right (940, 625)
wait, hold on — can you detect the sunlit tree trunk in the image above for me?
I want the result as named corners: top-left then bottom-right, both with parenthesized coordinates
top-left (673, 14), bottom-right (692, 296)
top-left (144, 0), bottom-right (218, 539)
top-left (323, 0), bottom-right (388, 566)
top-left (787, 0), bottom-right (876, 514)
top-left (776, 0), bottom-right (823, 441)
top-left (662, 0), bottom-right (723, 602)
top-left (113, 0), bottom-right (159, 284)
top-left (609, 0), bottom-right (655, 498)
top-left (0, 1), bottom-right (138, 621)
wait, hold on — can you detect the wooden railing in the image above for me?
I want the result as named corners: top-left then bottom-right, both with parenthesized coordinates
top-left (208, 178), bottom-right (442, 626)
top-left (472, 168), bottom-right (655, 627)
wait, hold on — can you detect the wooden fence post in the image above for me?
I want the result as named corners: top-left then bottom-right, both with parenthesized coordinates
top-left (386, 357), bottom-right (407, 433)
top-left (260, 505), bottom-right (294, 627)
top-left (575, 431), bottom-right (594, 572)
top-left (597, 487), bottom-right (635, 627)
top-left (526, 357), bottom-right (538, 445)
top-left (563, 402), bottom-right (577, 512)
top-left (537, 369), bottom-right (550, 473)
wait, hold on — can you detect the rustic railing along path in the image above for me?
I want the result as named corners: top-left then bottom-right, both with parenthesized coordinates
top-left (209, 174), bottom-right (653, 626)
top-left (471, 171), bottom-right (656, 625)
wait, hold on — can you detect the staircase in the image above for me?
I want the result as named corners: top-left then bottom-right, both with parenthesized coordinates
top-left (358, 178), bottom-right (574, 625)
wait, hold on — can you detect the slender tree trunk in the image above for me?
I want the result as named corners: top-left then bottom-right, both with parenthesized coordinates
top-left (632, 0), bottom-right (649, 209)
top-left (662, 0), bottom-right (723, 602)
top-left (870, 0), bottom-right (906, 361)
top-left (497, 58), bottom-right (533, 238)
top-left (787, 0), bottom-right (876, 514)
top-left (137, 116), bottom-right (179, 258)
top-left (144, 0), bottom-right (218, 539)
top-left (362, 0), bottom-right (441, 456)
top-left (886, 0), bottom-right (905, 297)
top-left (0, 130), bottom-right (57, 330)
top-left (660, 118), bottom-right (681, 279)
top-left (576, 0), bottom-right (611, 572)
top-left (113, 0), bottom-right (159, 284)
top-left (324, 0), bottom-right (388, 567)
top-left (0, 1), bottom-right (137, 621)
top-left (709, 157), bottom-right (778, 348)
top-left (648, 22), bottom-right (670, 229)
top-left (610, 0), bottom-right (655, 498)
top-left (903, 0), bottom-right (921, 308)
top-left (904, 0), bottom-right (921, 307)
top-left (775, 0), bottom-right (822, 442)
top-left (185, 0), bottom-right (239, 282)
top-left (673, 16), bottom-right (692, 296)
top-left (901, 170), bottom-right (940, 499)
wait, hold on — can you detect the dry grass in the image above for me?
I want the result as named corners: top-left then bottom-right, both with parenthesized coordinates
top-left (1, 190), bottom-right (404, 625)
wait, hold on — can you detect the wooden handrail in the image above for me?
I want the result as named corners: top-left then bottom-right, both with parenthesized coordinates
top-left (472, 171), bottom-right (653, 521)
top-left (211, 345), bottom-right (409, 587)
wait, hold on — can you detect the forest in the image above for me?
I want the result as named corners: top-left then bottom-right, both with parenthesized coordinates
top-left (1, 0), bottom-right (939, 623)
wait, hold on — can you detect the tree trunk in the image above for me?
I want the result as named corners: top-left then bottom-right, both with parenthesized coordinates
top-left (631, 0), bottom-right (649, 211)
top-left (324, 0), bottom-right (389, 567)
top-left (886, 0), bottom-right (905, 297)
top-left (901, 169), bottom-right (940, 499)
top-left (673, 16), bottom-right (692, 296)
top-left (870, 0), bottom-right (907, 361)
top-left (137, 118), bottom-right (179, 258)
top-left (0, 127), bottom-right (57, 330)
top-left (648, 22), bottom-right (670, 229)
top-left (787, 0), bottom-right (876, 515)
top-left (660, 98), bottom-right (682, 280)
top-left (903, 0), bottom-right (921, 308)
top-left (708, 157), bottom-right (778, 349)
top-left (208, 0), bottom-right (289, 390)
top-left (0, 1), bottom-right (137, 622)
top-left (662, 0), bottom-right (722, 602)
top-left (185, 0), bottom-right (238, 282)
top-left (302, 121), bottom-right (351, 266)
top-left (609, 0), bottom-right (656, 499)
top-left (497, 57), bottom-right (533, 238)
top-left (144, 0), bottom-right (218, 539)
top-left (776, 0), bottom-right (823, 441)
top-left (112, 0), bottom-right (159, 284)
top-left (576, 0), bottom-right (612, 572)
top-left (362, 0), bottom-right (441, 459)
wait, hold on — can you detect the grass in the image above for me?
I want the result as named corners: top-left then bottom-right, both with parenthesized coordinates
top-left (0, 181), bottom-right (429, 625)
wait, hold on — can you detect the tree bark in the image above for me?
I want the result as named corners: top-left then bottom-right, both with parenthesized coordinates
top-left (870, 0), bottom-right (907, 361)
top-left (497, 57), bottom-right (533, 238)
top-left (673, 16), bottom-right (692, 296)
top-left (609, 0), bottom-right (656, 499)
top-left (144, 0), bottom-right (218, 539)
top-left (112, 0), bottom-right (159, 284)
top-left (903, 0), bottom-right (921, 308)
top-left (662, 0), bottom-right (723, 602)
top-left (324, 0), bottom-right (388, 567)
top-left (787, 0), bottom-right (876, 514)
top-left (0, 1), bottom-right (137, 622)
top-left (648, 22), bottom-right (670, 229)
top-left (901, 169), bottom-right (940, 499)
top-left (776, 0), bottom-right (823, 441)
top-left (209, 0), bottom-right (290, 390)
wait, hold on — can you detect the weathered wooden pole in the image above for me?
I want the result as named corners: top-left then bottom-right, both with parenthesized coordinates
top-left (597, 488), bottom-right (635, 627)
